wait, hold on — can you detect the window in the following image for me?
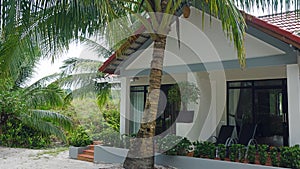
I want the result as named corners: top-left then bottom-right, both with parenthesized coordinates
top-left (130, 85), bottom-right (179, 135)
top-left (227, 79), bottom-right (289, 146)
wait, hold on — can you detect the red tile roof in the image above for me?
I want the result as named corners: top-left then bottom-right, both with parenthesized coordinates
top-left (99, 11), bottom-right (300, 74)
top-left (243, 11), bottom-right (300, 49)
top-left (259, 11), bottom-right (300, 34)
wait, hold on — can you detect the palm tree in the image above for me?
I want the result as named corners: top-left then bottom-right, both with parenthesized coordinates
top-left (58, 57), bottom-right (113, 108)
top-left (1, 0), bottom-right (298, 168)
top-left (0, 77), bottom-right (72, 142)
top-left (0, 13), bottom-right (72, 143)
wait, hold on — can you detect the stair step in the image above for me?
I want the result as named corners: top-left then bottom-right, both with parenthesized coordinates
top-left (83, 149), bottom-right (94, 156)
top-left (93, 141), bottom-right (102, 145)
top-left (77, 154), bottom-right (94, 162)
top-left (88, 145), bottom-right (95, 150)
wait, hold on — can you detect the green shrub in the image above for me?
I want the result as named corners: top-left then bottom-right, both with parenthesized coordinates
top-left (237, 144), bottom-right (246, 162)
top-left (217, 144), bottom-right (226, 160)
top-left (280, 145), bottom-right (300, 169)
top-left (176, 137), bottom-right (192, 156)
top-left (258, 144), bottom-right (268, 165)
top-left (229, 144), bottom-right (239, 162)
top-left (201, 141), bottom-right (215, 158)
top-left (192, 141), bottom-right (201, 157)
top-left (270, 146), bottom-right (279, 167)
top-left (102, 109), bottom-right (120, 132)
top-left (209, 144), bottom-right (216, 159)
top-left (68, 126), bottom-right (92, 147)
top-left (98, 128), bottom-right (123, 148)
top-left (247, 145), bottom-right (256, 164)
top-left (157, 134), bottom-right (183, 155)
top-left (0, 119), bottom-right (51, 148)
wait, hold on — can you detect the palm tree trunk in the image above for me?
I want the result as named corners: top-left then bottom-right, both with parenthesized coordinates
top-left (123, 34), bottom-right (167, 169)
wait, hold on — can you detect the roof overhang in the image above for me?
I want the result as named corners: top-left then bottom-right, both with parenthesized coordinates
top-left (243, 12), bottom-right (300, 49)
top-left (99, 8), bottom-right (299, 75)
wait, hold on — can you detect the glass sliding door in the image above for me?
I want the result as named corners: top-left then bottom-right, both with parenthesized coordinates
top-left (227, 79), bottom-right (288, 146)
top-left (228, 87), bottom-right (253, 135)
top-left (254, 88), bottom-right (288, 146)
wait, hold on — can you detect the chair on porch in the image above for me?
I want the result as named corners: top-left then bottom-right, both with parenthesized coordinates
top-left (209, 125), bottom-right (235, 145)
top-left (227, 123), bottom-right (258, 147)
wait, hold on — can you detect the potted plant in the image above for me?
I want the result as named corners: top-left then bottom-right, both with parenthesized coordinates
top-left (168, 81), bottom-right (201, 123)
top-left (158, 134), bottom-right (182, 155)
top-left (176, 137), bottom-right (193, 156)
top-left (237, 144), bottom-right (246, 163)
top-left (258, 144), bottom-right (268, 165)
top-left (68, 126), bottom-right (93, 159)
top-left (229, 144), bottom-right (238, 162)
top-left (217, 144), bottom-right (226, 160)
top-left (270, 146), bottom-right (279, 167)
top-left (247, 145), bottom-right (256, 164)
top-left (280, 145), bottom-right (300, 168)
top-left (192, 141), bottom-right (202, 157)
top-left (209, 144), bottom-right (216, 159)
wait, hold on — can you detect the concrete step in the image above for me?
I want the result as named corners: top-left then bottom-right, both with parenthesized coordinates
top-left (83, 149), bottom-right (94, 156)
top-left (77, 154), bottom-right (94, 162)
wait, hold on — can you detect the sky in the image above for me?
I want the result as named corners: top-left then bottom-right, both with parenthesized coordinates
top-left (27, 42), bottom-right (104, 86)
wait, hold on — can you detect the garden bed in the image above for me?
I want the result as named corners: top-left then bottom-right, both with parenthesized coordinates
top-left (92, 146), bottom-right (290, 169)
top-left (155, 154), bottom-right (285, 169)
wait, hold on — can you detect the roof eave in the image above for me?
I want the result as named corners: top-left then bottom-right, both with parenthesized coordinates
top-left (243, 12), bottom-right (300, 49)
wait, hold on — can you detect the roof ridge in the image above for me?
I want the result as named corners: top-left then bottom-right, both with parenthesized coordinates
top-left (259, 10), bottom-right (300, 18)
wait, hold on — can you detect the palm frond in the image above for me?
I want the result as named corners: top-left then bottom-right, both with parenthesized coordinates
top-left (29, 109), bottom-right (73, 132)
top-left (21, 83), bottom-right (65, 109)
top-left (80, 37), bottom-right (113, 59)
top-left (235, 0), bottom-right (299, 14)
top-left (59, 57), bottom-right (102, 77)
top-left (18, 112), bottom-right (69, 142)
top-left (25, 73), bottom-right (61, 88)
top-left (193, 0), bottom-right (246, 68)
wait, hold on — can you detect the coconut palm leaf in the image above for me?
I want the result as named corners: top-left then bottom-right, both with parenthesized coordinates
top-left (18, 112), bottom-right (69, 142)
top-left (59, 57), bottom-right (102, 77)
top-left (57, 57), bottom-right (111, 108)
top-left (29, 109), bottom-right (72, 131)
top-left (22, 84), bottom-right (65, 109)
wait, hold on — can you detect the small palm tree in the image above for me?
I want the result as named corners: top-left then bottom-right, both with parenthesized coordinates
top-left (0, 78), bottom-right (72, 143)
top-left (58, 57), bottom-right (114, 108)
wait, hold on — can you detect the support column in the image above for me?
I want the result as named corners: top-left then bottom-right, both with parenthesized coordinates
top-left (120, 77), bottom-right (131, 135)
top-left (287, 64), bottom-right (300, 146)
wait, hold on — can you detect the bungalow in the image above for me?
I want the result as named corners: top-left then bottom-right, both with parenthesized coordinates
top-left (99, 6), bottom-right (300, 147)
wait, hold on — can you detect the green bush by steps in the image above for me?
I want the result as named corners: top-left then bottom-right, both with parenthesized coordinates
top-left (0, 119), bottom-right (51, 148)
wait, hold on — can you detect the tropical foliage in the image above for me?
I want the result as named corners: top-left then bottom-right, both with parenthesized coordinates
top-left (68, 125), bottom-right (93, 147)
top-left (0, 78), bottom-right (72, 147)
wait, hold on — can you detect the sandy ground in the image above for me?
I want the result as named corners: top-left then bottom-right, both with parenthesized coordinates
top-left (0, 147), bottom-right (174, 169)
top-left (0, 146), bottom-right (123, 169)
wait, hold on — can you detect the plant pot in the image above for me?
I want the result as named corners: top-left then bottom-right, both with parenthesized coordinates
top-left (176, 111), bottom-right (194, 123)
top-left (187, 152), bottom-right (194, 157)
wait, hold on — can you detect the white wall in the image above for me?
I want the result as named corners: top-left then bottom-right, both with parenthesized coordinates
top-left (120, 77), bottom-right (131, 134)
top-left (176, 66), bottom-right (289, 142)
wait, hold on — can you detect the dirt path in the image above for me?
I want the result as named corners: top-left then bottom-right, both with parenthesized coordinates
top-left (0, 147), bottom-right (120, 169)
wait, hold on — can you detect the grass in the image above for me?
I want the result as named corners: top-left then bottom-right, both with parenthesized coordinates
top-left (36, 147), bottom-right (69, 157)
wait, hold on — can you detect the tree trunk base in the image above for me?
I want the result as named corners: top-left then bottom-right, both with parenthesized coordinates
top-left (123, 156), bottom-right (154, 169)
